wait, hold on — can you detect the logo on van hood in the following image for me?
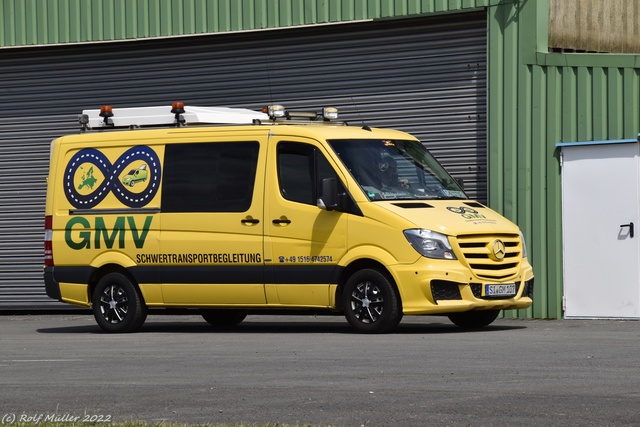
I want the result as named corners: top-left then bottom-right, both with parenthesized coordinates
top-left (64, 146), bottom-right (161, 209)
top-left (446, 205), bottom-right (497, 225)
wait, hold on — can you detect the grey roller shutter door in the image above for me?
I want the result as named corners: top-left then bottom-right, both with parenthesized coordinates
top-left (0, 12), bottom-right (487, 308)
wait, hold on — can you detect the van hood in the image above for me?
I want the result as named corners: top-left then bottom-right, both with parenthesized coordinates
top-left (375, 200), bottom-right (520, 235)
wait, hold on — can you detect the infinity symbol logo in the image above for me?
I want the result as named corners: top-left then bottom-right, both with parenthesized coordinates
top-left (64, 146), bottom-right (161, 209)
top-left (446, 206), bottom-right (478, 215)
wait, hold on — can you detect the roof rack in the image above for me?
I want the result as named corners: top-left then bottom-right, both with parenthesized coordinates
top-left (79, 102), bottom-right (269, 131)
top-left (78, 102), bottom-right (343, 131)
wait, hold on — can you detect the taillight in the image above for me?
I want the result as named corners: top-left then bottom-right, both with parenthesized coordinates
top-left (44, 215), bottom-right (54, 266)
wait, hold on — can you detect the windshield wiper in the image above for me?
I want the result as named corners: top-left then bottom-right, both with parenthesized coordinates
top-left (427, 196), bottom-right (468, 200)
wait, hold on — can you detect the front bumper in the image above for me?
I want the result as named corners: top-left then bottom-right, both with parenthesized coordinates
top-left (392, 258), bottom-right (534, 315)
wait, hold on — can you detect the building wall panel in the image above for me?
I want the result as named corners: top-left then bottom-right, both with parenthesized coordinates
top-left (549, 0), bottom-right (640, 53)
top-left (494, 57), bottom-right (640, 319)
top-left (0, 0), bottom-right (495, 48)
top-left (489, 0), bottom-right (640, 319)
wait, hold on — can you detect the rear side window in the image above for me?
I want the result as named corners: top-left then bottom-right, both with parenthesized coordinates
top-left (162, 142), bottom-right (259, 212)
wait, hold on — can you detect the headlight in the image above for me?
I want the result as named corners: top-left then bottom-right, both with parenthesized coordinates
top-left (403, 229), bottom-right (456, 260)
top-left (519, 230), bottom-right (529, 258)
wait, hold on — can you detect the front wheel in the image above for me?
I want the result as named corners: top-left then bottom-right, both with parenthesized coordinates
top-left (92, 272), bottom-right (147, 333)
top-left (342, 269), bottom-right (402, 334)
top-left (447, 309), bottom-right (500, 329)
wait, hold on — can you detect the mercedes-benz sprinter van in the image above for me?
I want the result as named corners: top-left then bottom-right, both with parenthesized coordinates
top-left (44, 103), bottom-right (533, 333)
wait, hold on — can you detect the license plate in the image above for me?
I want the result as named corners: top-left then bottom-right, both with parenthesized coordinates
top-left (485, 284), bottom-right (517, 297)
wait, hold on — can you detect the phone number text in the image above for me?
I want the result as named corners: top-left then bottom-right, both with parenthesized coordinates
top-left (278, 255), bottom-right (333, 263)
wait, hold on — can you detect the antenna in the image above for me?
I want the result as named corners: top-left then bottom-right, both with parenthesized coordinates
top-left (350, 96), bottom-right (367, 129)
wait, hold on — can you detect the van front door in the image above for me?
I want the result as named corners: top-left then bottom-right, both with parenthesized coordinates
top-left (159, 139), bottom-right (267, 305)
top-left (264, 139), bottom-right (348, 307)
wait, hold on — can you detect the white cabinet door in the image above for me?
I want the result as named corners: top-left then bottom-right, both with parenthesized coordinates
top-left (561, 142), bottom-right (640, 318)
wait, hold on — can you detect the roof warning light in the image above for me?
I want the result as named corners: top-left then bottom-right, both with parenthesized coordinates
top-left (99, 105), bottom-right (114, 127)
top-left (171, 102), bottom-right (186, 126)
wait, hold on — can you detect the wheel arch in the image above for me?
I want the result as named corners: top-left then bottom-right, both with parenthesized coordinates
top-left (88, 264), bottom-right (140, 304)
top-left (335, 258), bottom-right (403, 312)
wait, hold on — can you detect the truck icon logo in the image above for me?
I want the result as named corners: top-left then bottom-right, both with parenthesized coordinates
top-left (122, 165), bottom-right (148, 187)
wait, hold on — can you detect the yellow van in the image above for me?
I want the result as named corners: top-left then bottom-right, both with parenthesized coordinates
top-left (44, 103), bottom-right (533, 333)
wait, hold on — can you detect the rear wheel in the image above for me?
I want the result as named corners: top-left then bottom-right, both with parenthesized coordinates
top-left (201, 309), bottom-right (247, 328)
top-left (448, 309), bottom-right (500, 329)
top-left (342, 268), bottom-right (402, 334)
top-left (92, 272), bottom-right (147, 333)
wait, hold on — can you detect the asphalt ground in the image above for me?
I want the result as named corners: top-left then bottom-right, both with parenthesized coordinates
top-left (1, 313), bottom-right (639, 427)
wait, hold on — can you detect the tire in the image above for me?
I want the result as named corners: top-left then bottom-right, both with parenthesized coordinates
top-left (448, 309), bottom-right (500, 329)
top-left (342, 268), bottom-right (402, 334)
top-left (201, 309), bottom-right (247, 328)
top-left (92, 272), bottom-right (147, 333)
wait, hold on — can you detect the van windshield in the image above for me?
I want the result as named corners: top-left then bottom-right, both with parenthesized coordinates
top-left (327, 139), bottom-right (467, 201)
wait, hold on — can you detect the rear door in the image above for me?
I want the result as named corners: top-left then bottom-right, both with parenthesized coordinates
top-left (264, 136), bottom-right (348, 307)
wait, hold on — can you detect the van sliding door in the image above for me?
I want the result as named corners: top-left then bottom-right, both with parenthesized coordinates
top-left (159, 139), bottom-right (267, 305)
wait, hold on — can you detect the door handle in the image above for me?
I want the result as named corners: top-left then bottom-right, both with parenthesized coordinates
top-left (620, 222), bottom-right (634, 238)
top-left (241, 217), bottom-right (260, 225)
top-left (272, 218), bottom-right (291, 225)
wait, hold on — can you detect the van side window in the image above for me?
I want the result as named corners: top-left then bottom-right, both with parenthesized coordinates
top-left (162, 142), bottom-right (259, 212)
top-left (277, 142), bottom-right (342, 206)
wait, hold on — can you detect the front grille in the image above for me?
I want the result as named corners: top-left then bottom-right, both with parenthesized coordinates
top-left (455, 234), bottom-right (522, 280)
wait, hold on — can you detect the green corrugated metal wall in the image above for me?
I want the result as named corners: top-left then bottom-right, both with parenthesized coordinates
top-left (489, 1), bottom-right (640, 318)
top-left (1, 0), bottom-right (640, 318)
top-left (0, 0), bottom-right (494, 47)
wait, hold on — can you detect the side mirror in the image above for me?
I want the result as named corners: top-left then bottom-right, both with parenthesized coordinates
top-left (455, 177), bottom-right (465, 190)
top-left (318, 178), bottom-right (338, 211)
